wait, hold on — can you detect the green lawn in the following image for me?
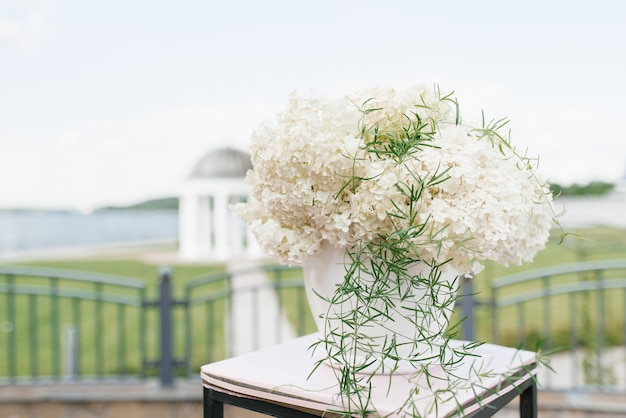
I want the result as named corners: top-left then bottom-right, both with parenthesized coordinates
top-left (2, 226), bottom-right (626, 380)
top-left (0, 251), bottom-right (227, 379)
top-left (467, 227), bottom-right (626, 348)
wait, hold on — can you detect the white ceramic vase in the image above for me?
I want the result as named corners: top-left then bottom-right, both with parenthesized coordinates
top-left (303, 241), bottom-right (459, 374)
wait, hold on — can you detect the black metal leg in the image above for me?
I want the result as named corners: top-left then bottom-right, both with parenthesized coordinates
top-left (519, 380), bottom-right (537, 418)
top-left (203, 379), bottom-right (537, 418)
top-left (204, 387), bottom-right (224, 418)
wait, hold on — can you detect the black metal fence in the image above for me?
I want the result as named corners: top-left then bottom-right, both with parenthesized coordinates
top-left (0, 264), bottom-right (312, 386)
top-left (0, 265), bottom-right (147, 384)
top-left (2, 260), bottom-right (626, 391)
top-left (182, 265), bottom-right (312, 370)
top-left (485, 259), bottom-right (626, 390)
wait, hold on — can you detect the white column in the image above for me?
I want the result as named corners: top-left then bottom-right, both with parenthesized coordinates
top-left (197, 195), bottom-right (213, 257)
top-left (213, 191), bottom-right (229, 260)
top-left (179, 191), bottom-right (199, 259)
top-left (229, 195), bottom-right (244, 255)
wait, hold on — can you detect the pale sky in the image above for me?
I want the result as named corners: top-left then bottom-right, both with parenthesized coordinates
top-left (1, 0), bottom-right (625, 211)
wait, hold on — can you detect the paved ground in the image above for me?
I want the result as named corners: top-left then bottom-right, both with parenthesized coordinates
top-left (3, 381), bottom-right (626, 417)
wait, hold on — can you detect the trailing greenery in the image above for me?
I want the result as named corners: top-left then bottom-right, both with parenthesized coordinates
top-left (303, 89), bottom-right (562, 417)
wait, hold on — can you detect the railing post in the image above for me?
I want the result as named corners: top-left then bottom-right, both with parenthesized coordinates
top-left (63, 325), bottom-right (78, 382)
top-left (159, 267), bottom-right (174, 386)
top-left (461, 273), bottom-right (475, 341)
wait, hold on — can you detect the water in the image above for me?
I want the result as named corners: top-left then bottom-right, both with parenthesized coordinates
top-left (0, 194), bottom-right (623, 259)
top-left (0, 210), bottom-right (178, 257)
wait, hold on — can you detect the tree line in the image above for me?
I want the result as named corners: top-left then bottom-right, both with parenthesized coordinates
top-left (550, 181), bottom-right (615, 197)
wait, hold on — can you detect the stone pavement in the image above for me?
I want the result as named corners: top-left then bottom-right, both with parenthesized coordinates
top-left (4, 381), bottom-right (626, 417)
top-left (0, 379), bottom-right (201, 418)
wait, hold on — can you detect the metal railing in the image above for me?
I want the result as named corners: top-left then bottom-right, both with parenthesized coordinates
top-left (481, 260), bottom-right (626, 391)
top-left (3, 260), bottom-right (626, 392)
top-left (182, 265), bottom-right (314, 375)
top-left (0, 265), bottom-right (147, 384)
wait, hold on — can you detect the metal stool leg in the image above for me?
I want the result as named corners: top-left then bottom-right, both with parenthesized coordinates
top-left (204, 387), bottom-right (224, 418)
top-left (519, 380), bottom-right (537, 418)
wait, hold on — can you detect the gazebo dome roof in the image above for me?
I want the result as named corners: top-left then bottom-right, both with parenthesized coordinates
top-left (189, 147), bottom-right (252, 179)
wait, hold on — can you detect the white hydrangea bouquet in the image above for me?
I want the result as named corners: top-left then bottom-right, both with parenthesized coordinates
top-left (234, 84), bottom-right (554, 274)
top-left (233, 84), bottom-right (558, 416)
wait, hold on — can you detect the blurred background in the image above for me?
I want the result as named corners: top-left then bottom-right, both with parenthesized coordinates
top-left (1, 0), bottom-right (625, 207)
top-left (1, 1), bottom-right (626, 417)
top-left (1, 0), bottom-right (625, 255)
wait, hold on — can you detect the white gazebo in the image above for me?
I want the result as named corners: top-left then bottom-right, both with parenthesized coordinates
top-left (178, 147), bottom-right (260, 261)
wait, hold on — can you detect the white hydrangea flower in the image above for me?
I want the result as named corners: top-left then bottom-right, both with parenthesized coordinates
top-left (232, 85), bottom-right (554, 273)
